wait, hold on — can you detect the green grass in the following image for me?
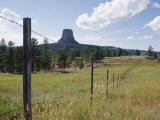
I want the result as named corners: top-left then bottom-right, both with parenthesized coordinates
top-left (0, 57), bottom-right (160, 120)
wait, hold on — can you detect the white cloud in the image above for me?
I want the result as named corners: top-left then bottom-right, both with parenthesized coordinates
top-left (0, 8), bottom-right (21, 24)
top-left (144, 16), bottom-right (160, 33)
top-left (139, 35), bottom-right (153, 39)
top-left (0, 8), bottom-right (23, 45)
top-left (153, 2), bottom-right (160, 8)
top-left (0, 8), bottom-right (40, 46)
top-left (126, 36), bottom-right (134, 40)
top-left (76, 0), bottom-right (150, 30)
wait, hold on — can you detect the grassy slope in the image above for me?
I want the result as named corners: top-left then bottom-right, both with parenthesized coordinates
top-left (0, 57), bottom-right (160, 120)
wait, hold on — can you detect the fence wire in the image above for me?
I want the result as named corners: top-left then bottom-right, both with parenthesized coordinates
top-left (0, 15), bottom-right (56, 43)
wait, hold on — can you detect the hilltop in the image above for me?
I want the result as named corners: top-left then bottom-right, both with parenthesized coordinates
top-left (47, 29), bottom-right (159, 55)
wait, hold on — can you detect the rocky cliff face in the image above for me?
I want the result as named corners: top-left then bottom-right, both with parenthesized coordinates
top-left (58, 29), bottom-right (79, 45)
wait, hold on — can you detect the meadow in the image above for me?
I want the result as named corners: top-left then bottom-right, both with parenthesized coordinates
top-left (0, 56), bottom-right (160, 120)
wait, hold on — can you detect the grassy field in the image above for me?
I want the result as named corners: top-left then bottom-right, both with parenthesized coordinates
top-left (0, 56), bottom-right (160, 120)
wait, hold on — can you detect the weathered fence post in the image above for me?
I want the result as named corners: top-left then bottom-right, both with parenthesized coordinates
top-left (121, 74), bottom-right (123, 85)
top-left (117, 74), bottom-right (119, 88)
top-left (23, 18), bottom-right (32, 120)
top-left (119, 74), bottom-right (121, 87)
top-left (113, 74), bottom-right (115, 88)
top-left (123, 73), bottom-right (125, 82)
top-left (106, 70), bottom-right (109, 97)
top-left (91, 58), bottom-right (93, 105)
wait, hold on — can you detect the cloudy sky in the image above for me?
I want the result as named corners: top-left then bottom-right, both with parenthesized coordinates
top-left (0, 0), bottom-right (160, 51)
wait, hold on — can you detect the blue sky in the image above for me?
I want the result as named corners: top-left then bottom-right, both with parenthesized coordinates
top-left (0, 0), bottom-right (160, 51)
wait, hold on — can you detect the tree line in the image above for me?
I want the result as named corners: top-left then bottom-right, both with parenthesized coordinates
top-left (0, 38), bottom-right (52, 73)
top-left (0, 38), bottom-right (158, 73)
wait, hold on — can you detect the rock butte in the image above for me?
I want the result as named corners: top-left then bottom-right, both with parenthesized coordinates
top-left (58, 29), bottom-right (79, 45)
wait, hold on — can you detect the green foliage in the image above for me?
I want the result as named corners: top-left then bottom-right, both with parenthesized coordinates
top-left (14, 47), bottom-right (23, 73)
top-left (81, 47), bottom-right (104, 63)
top-left (5, 41), bottom-right (15, 73)
top-left (111, 49), bottom-right (116, 57)
top-left (93, 46), bottom-right (104, 62)
top-left (31, 38), bottom-right (39, 72)
top-left (75, 58), bottom-right (84, 69)
top-left (56, 48), bottom-right (69, 69)
top-left (0, 38), bottom-right (6, 72)
top-left (135, 49), bottom-right (140, 56)
top-left (68, 49), bottom-right (80, 61)
top-left (106, 48), bottom-right (111, 57)
top-left (42, 39), bottom-right (52, 71)
top-left (147, 45), bottom-right (153, 57)
top-left (153, 52), bottom-right (157, 59)
top-left (116, 48), bottom-right (122, 56)
top-left (81, 47), bottom-right (91, 63)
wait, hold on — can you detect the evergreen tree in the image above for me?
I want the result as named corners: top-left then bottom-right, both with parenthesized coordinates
top-left (42, 38), bottom-right (52, 71)
top-left (75, 58), bottom-right (84, 69)
top-left (35, 50), bottom-right (43, 72)
top-left (14, 46), bottom-right (23, 73)
top-left (147, 45), bottom-right (153, 57)
top-left (31, 38), bottom-right (38, 72)
top-left (82, 47), bottom-right (90, 63)
top-left (111, 49), bottom-right (116, 57)
top-left (153, 52), bottom-right (157, 59)
top-left (106, 48), bottom-right (111, 57)
top-left (0, 39), bottom-right (6, 72)
top-left (116, 48), bottom-right (122, 56)
top-left (135, 49), bottom-right (140, 56)
top-left (94, 46), bottom-right (104, 62)
top-left (5, 41), bottom-right (15, 73)
top-left (56, 48), bottom-right (68, 70)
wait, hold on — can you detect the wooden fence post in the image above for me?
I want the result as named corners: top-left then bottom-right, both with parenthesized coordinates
top-left (119, 74), bottom-right (121, 87)
top-left (117, 74), bottom-right (119, 88)
top-left (23, 18), bottom-right (32, 120)
top-left (106, 70), bottom-right (109, 97)
top-left (113, 74), bottom-right (114, 88)
top-left (91, 58), bottom-right (93, 105)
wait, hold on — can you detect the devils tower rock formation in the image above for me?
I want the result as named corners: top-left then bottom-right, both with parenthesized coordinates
top-left (58, 29), bottom-right (79, 45)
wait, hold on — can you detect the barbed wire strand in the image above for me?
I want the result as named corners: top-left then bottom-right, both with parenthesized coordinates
top-left (0, 16), bottom-right (56, 43)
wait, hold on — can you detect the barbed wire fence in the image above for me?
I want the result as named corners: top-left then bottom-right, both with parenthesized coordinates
top-left (0, 16), bottom-right (92, 120)
top-left (0, 16), bottom-right (141, 120)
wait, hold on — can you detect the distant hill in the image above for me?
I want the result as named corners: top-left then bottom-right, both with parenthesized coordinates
top-left (49, 29), bottom-right (115, 50)
top-left (48, 29), bottom-right (160, 55)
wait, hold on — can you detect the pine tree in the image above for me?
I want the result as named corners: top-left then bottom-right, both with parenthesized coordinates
top-left (111, 49), bottom-right (116, 57)
top-left (0, 39), bottom-right (6, 72)
top-left (42, 38), bottom-right (52, 71)
top-left (5, 41), bottom-right (15, 73)
top-left (153, 52), bottom-right (157, 59)
top-left (106, 48), bottom-right (111, 57)
top-left (14, 46), bottom-right (23, 74)
top-left (135, 49), bottom-right (140, 56)
top-left (56, 48), bottom-right (68, 70)
top-left (31, 38), bottom-right (38, 72)
top-left (116, 48), bottom-right (122, 56)
top-left (147, 45), bottom-right (153, 57)
top-left (82, 47), bottom-right (90, 63)
top-left (75, 58), bottom-right (84, 69)
top-left (93, 46), bottom-right (104, 62)
top-left (35, 50), bottom-right (43, 72)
